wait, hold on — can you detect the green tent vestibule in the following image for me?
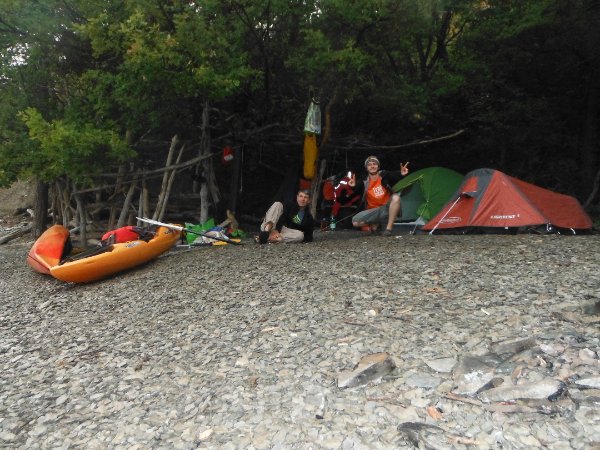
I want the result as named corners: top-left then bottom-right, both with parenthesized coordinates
top-left (393, 167), bottom-right (463, 225)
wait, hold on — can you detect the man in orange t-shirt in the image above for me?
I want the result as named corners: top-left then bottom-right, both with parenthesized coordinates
top-left (349, 156), bottom-right (409, 236)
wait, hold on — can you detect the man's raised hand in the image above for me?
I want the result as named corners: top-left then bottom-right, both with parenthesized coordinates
top-left (348, 173), bottom-right (356, 187)
top-left (400, 162), bottom-right (410, 176)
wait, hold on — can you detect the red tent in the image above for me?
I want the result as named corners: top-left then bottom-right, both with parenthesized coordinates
top-left (422, 168), bottom-right (593, 234)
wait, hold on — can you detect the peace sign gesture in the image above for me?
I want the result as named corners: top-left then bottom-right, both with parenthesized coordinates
top-left (400, 161), bottom-right (410, 176)
top-left (348, 173), bottom-right (357, 187)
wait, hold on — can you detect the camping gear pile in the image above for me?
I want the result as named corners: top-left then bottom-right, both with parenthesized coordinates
top-left (182, 218), bottom-right (245, 246)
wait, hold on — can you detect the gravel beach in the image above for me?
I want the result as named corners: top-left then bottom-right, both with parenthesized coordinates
top-left (1, 230), bottom-right (599, 449)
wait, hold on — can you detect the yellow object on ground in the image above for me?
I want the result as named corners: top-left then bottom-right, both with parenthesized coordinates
top-left (303, 133), bottom-right (318, 180)
top-left (211, 238), bottom-right (241, 246)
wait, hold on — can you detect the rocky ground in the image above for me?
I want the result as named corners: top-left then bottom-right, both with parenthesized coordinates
top-left (1, 226), bottom-right (599, 449)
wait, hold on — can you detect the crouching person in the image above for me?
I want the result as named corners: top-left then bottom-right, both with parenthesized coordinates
top-left (256, 189), bottom-right (314, 244)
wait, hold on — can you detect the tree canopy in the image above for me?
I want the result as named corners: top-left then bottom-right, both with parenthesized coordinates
top-left (1, 0), bottom-right (598, 221)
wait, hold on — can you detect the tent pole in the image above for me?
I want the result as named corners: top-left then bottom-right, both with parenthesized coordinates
top-left (429, 195), bottom-right (463, 235)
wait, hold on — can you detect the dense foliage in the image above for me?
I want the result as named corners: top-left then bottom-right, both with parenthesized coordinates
top-left (0, 0), bottom-right (598, 219)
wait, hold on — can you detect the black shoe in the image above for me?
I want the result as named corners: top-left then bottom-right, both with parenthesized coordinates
top-left (381, 229), bottom-right (392, 237)
top-left (257, 231), bottom-right (270, 244)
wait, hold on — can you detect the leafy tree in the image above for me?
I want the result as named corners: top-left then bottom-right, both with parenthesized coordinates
top-left (19, 107), bottom-right (132, 183)
top-left (450, 0), bottom-right (599, 202)
top-left (1, 0), bottom-right (597, 226)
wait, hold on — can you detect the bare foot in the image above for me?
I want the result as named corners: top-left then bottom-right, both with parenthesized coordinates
top-left (268, 230), bottom-right (283, 243)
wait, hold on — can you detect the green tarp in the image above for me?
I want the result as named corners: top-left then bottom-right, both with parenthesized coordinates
top-left (393, 167), bottom-right (463, 224)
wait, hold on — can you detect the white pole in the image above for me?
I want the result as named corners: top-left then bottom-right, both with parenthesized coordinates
top-left (429, 195), bottom-right (463, 235)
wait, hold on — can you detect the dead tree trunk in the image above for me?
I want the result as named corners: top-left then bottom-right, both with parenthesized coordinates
top-left (137, 174), bottom-right (148, 224)
top-left (153, 135), bottom-right (178, 220)
top-left (311, 159), bottom-right (327, 219)
top-left (117, 181), bottom-right (138, 228)
top-left (158, 144), bottom-right (185, 222)
top-left (32, 179), bottom-right (48, 238)
top-left (55, 178), bottom-right (74, 227)
top-left (197, 101), bottom-right (221, 223)
top-left (108, 165), bottom-right (126, 230)
top-left (142, 178), bottom-right (149, 220)
top-left (74, 191), bottom-right (87, 245)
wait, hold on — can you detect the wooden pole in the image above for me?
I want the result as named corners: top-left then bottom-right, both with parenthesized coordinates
top-left (142, 179), bottom-right (149, 222)
top-left (74, 191), bottom-right (87, 245)
top-left (199, 102), bottom-right (211, 223)
top-left (311, 159), bottom-right (326, 219)
top-left (117, 181), bottom-right (138, 228)
top-left (153, 135), bottom-right (178, 220)
top-left (158, 144), bottom-right (185, 222)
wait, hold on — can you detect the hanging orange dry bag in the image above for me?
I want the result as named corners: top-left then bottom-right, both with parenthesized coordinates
top-left (303, 133), bottom-right (318, 180)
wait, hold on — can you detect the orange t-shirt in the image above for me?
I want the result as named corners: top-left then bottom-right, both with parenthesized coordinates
top-left (366, 176), bottom-right (390, 209)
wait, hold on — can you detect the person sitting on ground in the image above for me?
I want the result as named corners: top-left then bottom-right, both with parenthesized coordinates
top-left (349, 156), bottom-right (410, 236)
top-left (256, 189), bottom-right (315, 244)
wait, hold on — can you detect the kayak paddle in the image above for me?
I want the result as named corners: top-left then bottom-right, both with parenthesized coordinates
top-left (136, 217), bottom-right (242, 245)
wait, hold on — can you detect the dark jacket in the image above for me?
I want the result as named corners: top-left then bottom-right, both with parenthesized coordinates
top-left (352, 170), bottom-right (404, 206)
top-left (276, 201), bottom-right (314, 242)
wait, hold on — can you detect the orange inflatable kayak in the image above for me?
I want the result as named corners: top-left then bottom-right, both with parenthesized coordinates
top-left (50, 226), bottom-right (181, 283)
top-left (27, 225), bottom-right (71, 274)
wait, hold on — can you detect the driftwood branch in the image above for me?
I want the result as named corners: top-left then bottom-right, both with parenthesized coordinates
top-left (117, 181), bottom-right (138, 228)
top-left (158, 143), bottom-right (185, 221)
top-left (0, 223), bottom-right (32, 245)
top-left (328, 129), bottom-right (466, 151)
top-left (74, 192), bottom-right (87, 244)
top-left (74, 151), bottom-right (219, 195)
top-left (142, 179), bottom-right (149, 220)
top-left (153, 135), bottom-right (179, 220)
top-left (311, 159), bottom-right (327, 218)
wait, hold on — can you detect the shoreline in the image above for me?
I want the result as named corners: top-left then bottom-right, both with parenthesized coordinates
top-left (1, 233), bottom-right (599, 448)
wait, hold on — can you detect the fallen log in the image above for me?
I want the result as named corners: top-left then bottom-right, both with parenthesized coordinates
top-left (0, 223), bottom-right (33, 245)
